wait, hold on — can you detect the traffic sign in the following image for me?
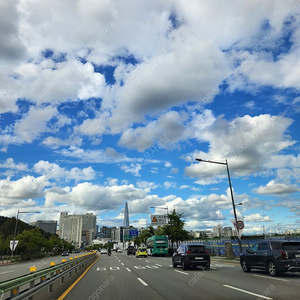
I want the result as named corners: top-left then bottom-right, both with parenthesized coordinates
top-left (236, 220), bottom-right (244, 229)
top-left (151, 215), bottom-right (167, 226)
top-left (10, 240), bottom-right (18, 251)
top-left (124, 235), bottom-right (132, 241)
top-left (129, 229), bottom-right (138, 237)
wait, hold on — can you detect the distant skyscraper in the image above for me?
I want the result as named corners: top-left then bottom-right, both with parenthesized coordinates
top-left (124, 202), bottom-right (129, 227)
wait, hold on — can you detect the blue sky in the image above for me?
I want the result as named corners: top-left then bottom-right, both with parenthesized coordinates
top-left (1, 0), bottom-right (300, 235)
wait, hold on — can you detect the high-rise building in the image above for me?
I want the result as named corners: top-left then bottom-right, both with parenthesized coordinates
top-left (100, 226), bottom-right (115, 238)
top-left (59, 212), bottom-right (97, 247)
top-left (213, 225), bottom-right (222, 237)
top-left (223, 227), bottom-right (233, 237)
top-left (30, 220), bottom-right (57, 234)
top-left (124, 202), bottom-right (129, 227)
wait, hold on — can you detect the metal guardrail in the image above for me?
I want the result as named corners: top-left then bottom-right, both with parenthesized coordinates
top-left (0, 252), bottom-right (97, 300)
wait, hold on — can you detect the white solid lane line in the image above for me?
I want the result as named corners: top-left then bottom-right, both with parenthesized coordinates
top-left (252, 274), bottom-right (289, 282)
top-left (1, 270), bottom-right (14, 274)
top-left (223, 285), bottom-right (273, 300)
top-left (137, 278), bottom-right (148, 286)
top-left (174, 270), bottom-right (189, 275)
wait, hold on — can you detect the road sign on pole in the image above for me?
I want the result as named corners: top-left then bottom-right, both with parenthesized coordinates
top-left (10, 240), bottom-right (18, 251)
top-left (151, 215), bottom-right (167, 226)
top-left (236, 220), bottom-right (244, 230)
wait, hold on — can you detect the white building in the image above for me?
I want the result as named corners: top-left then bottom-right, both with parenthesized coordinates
top-left (222, 227), bottom-right (233, 237)
top-left (59, 212), bottom-right (97, 247)
top-left (213, 225), bottom-right (222, 237)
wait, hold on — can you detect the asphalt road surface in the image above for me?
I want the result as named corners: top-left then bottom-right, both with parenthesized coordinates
top-left (57, 252), bottom-right (300, 300)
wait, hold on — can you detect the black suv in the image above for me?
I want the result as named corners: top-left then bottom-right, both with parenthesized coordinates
top-left (127, 245), bottom-right (136, 255)
top-left (172, 243), bottom-right (210, 270)
top-left (240, 240), bottom-right (300, 276)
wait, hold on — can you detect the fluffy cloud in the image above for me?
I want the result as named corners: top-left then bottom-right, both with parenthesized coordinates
top-left (120, 164), bottom-right (142, 177)
top-left (0, 175), bottom-right (47, 200)
top-left (0, 158), bottom-right (27, 172)
top-left (253, 180), bottom-right (300, 195)
top-left (118, 111), bottom-right (186, 151)
top-left (184, 114), bottom-right (295, 179)
top-left (244, 214), bottom-right (273, 222)
top-left (43, 182), bottom-right (166, 209)
top-left (34, 160), bottom-right (96, 183)
top-left (0, 0), bottom-right (26, 62)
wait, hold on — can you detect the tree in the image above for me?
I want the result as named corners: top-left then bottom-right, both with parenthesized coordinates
top-left (163, 210), bottom-right (190, 248)
top-left (48, 235), bottom-right (63, 253)
top-left (134, 226), bottom-right (156, 246)
top-left (17, 228), bottom-right (46, 258)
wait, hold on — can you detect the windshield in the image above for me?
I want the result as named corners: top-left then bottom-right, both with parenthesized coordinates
top-left (1, 1), bottom-right (299, 300)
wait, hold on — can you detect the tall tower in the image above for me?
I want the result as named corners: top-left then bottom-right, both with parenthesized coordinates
top-left (124, 202), bottom-right (129, 227)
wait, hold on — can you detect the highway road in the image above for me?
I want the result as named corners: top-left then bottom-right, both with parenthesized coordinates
top-left (0, 253), bottom-right (83, 282)
top-left (57, 252), bottom-right (300, 300)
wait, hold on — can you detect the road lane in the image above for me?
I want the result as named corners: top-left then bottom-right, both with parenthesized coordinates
top-left (60, 253), bottom-right (166, 300)
top-left (57, 252), bottom-right (300, 300)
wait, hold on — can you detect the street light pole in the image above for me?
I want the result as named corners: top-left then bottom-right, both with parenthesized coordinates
top-left (11, 210), bottom-right (40, 261)
top-left (195, 158), bottom-right (243, 253)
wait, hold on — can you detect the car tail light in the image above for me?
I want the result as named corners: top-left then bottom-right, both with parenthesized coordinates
top-left (280, 251), bottom-right (288, 259)
top-left (186, 250), bottom-right (192, 254)
top-left (205, 250), bottom-right (209, 254)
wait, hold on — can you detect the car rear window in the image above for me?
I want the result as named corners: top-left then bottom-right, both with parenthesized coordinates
top-left (282, 242), bottom-right (300, 250)
top-left (188, 246), bottom-right (206, 253)
top-left (270, 242), bottom-right (281, 250)
top-left (139, 248), bottom-right (146, 251)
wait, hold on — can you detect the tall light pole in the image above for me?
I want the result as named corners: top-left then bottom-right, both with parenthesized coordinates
top-left (11, 210), bottom-right (40, 261)
top-left (195, 158), bottom-right (243, 253)
top-left (150, 206), bottom-right (169, 215)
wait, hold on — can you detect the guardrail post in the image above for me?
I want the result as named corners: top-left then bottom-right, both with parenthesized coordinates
top-left (48, 262), bottom-right (55, 292)
top-left (28, 267), bottom-right (37, 300)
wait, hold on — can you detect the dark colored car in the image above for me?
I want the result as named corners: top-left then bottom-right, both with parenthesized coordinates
top-left (61, 251), bottom-right (69, 256)
top-left (240, 240), bottom-right (300, 276)
top-left (172, 243), bottom-right (210, 270)
top-left (127, 246), bottom-right (136, 255)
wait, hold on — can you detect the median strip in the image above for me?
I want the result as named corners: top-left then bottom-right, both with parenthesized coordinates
top-left (223, 284), bottom-right (273, 299)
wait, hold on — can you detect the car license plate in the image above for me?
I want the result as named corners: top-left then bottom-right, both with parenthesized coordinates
top-left (195, 257), bottom-right (204, 260)
top-left (295, 254), bottom-right (300, 258)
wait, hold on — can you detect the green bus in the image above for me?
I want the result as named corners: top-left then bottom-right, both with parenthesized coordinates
top-left (146, 235), bottom-right (168, 256)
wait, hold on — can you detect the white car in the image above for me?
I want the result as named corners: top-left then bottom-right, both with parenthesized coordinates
top-left (116, 248), bottom-right (122, 253)
top-left (100, 249), bottom-right (108, 254)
